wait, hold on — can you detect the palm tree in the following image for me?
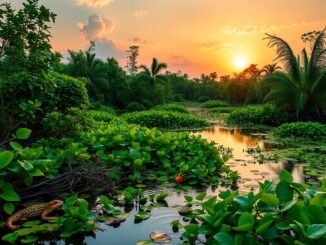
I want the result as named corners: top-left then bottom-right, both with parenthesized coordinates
top-left (66, 48), bottom-right (109, 99)
top-left (138, 58), bottom-right (167, 86)
top-left (262, 32), bottom-right (326, 118)
top-left (261, 63), bottom-right (281, 75)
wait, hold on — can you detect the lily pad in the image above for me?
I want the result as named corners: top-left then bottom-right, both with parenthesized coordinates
top-left (135, 211), bottom-right (150, 220)
top-left (150, 232), bottom-right (172, 243)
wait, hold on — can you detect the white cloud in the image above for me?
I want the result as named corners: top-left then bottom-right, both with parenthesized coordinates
top-left (93, 38), bottom-right (124, 60)
top-left (75, 0), bottom-right (114, 7)
top-left (78, 14), bottom-right (123, 60)
top-left (133, 10), bottom-right (147, 17)
top-left (199, 42), bottom-right (245, 52)
top-left (79, 14), bottom-right (115, 40)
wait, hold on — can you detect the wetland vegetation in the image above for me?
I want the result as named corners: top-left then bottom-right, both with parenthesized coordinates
top-left (0, 0), bottom-right (325, 244)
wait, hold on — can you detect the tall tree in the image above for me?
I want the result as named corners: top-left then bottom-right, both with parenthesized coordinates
top-left (262, 31), bottom-right (326, 118)
top-left (65, 42), bottom-right (109, 102)
top-left (125, 45), bottom-right (139, 75)
top-left (0, 0), bottom-right (58, 139)
top-left (139, 58), bottom-right (167, 86)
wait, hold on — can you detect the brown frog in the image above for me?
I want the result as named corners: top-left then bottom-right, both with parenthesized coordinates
top-left (6, 200), bottom-right (63, 230)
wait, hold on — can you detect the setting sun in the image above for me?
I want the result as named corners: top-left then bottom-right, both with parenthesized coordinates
top-left (234, 57), bottom-right (247, 70)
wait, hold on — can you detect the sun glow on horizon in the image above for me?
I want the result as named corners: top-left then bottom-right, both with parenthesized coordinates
top-left (234, 57), bottom-right (248, 70)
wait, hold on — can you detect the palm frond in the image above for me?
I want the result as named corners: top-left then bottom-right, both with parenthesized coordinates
top-left (155, 63), bottom-right (167, 76)
top-left (139, 65), bottom-right (151, 76)
top-left (151, 58), bottom-right (158, 76)
top-left (310, 32), bottom-right (326, 69)
top-left (264, 33), bottom-right (300, 81)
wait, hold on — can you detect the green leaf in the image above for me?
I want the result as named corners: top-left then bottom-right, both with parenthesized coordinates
top-left (213, 232), bottom-right (235, 245)
top-left (196, 192), bottom-right (206, 201)
top-left (3, 203), bottom-right (15, 215)
top-left (279, 200), bottom-right (297, 212)
top-left (21, 235), bottom-right (38, 243)
top-left (60, 231), bottom-right (73, 238)
top-left (261, 193), bottom-right (279, 207)
top-left (0, 188), bottom-right (20, 202)
top-left (156, 192), bottom-right (168, 202)
top-left (306, 224), bottom-right (326, 239)
top-left (0, 151), bottom-right (13, 170)
top-left (256, 218), bottom-right (273, 234)
top-left (184, 224), bottom-right (199, 234)
top-left (16, 128), bottom-right (32, 140)
top-left (185, 195), bottom-right (193, 202)
top-left (279, 170), bottom-right (293, 182)
top-left (10, 141), bottom-right (22, 150)
top-left (22, 220), bottom-right (41, 227)
top-left (234, 195), bottom-right (250, 209)
top-left (2, 232), bottom-right (19, 243)
top-left (18, 160), bottom-right (34, 171)
top-left (276, 180), bottom-right (293, 202)
top-left (233, 212), bottom-right (254, 232)
top-left (28, 169), bottom-right (44, 177)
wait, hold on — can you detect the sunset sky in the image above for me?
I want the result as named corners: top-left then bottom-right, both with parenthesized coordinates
top-left (11, 0), bottom-right (326, 77)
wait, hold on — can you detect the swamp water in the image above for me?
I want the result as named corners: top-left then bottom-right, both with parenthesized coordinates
top-left (26, 126), bottom-right (321, 244)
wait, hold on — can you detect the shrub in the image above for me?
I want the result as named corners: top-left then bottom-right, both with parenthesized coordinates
top-left (0, 72), bottom-right (89, 139)
top-left (126, 102), bottom-right (146, 112)
top-left (172, 93), bottom-right (184, 102)
top-left (179, 170), bottom-right (326, 244)
top-left (201, 100), bottom-right (230, 108)
top-left (197, 96), bottom-right (210, 103)
top-left (153, 103), bottom-right (189, 114)
top-left (88, 102), bottom-right (116, 115)
top-left (46, 72), bottom-right (89, 112)
top-left (227, 104), bottom-right (292, 126)
top-left (121, 110), bottom-right (208, 129)
top-left (86, 110), bottom-right (115, 123)
top-left (42, 108), bottom-right (94, 137)
top-left (208, 107), bottom-right (235, 114)
top-left (273, 122), bottom-right (326, 140)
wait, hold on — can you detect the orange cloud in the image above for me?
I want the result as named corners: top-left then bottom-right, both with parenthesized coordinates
top-left (221, 21), bottom-right (315, 36)
top-left (75, 0), bottom-right (113, 7)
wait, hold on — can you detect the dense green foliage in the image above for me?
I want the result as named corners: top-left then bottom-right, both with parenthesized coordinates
top-left (227, 104), bottom-right (292, 126)
top-left (46, 72), bottom-right (89, 112)
top-left (273, 122), bottom-right (326, 140)
top-left (39, 121), bottom-right (226, 185)
top-left (0, 0), bottom-right (59, 139)
top-left (42, 108), bottom-right (94, 137)
top-left (208, 107), bottom-right (235, 114)
top-left (88, 102), bottom-right (116, 115)
top-left (178, 170), bottom-right (326, 244)
top-left (86, 110), bottom-right (116, 123)
top-left (0, 129), bottom-right (61, 214)
top-left (201, 100), bottom-right (230, 108)
top-left (153, 103), bottom-right (189, 113)
top-left (122, 110), bottom-right (208, 129)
